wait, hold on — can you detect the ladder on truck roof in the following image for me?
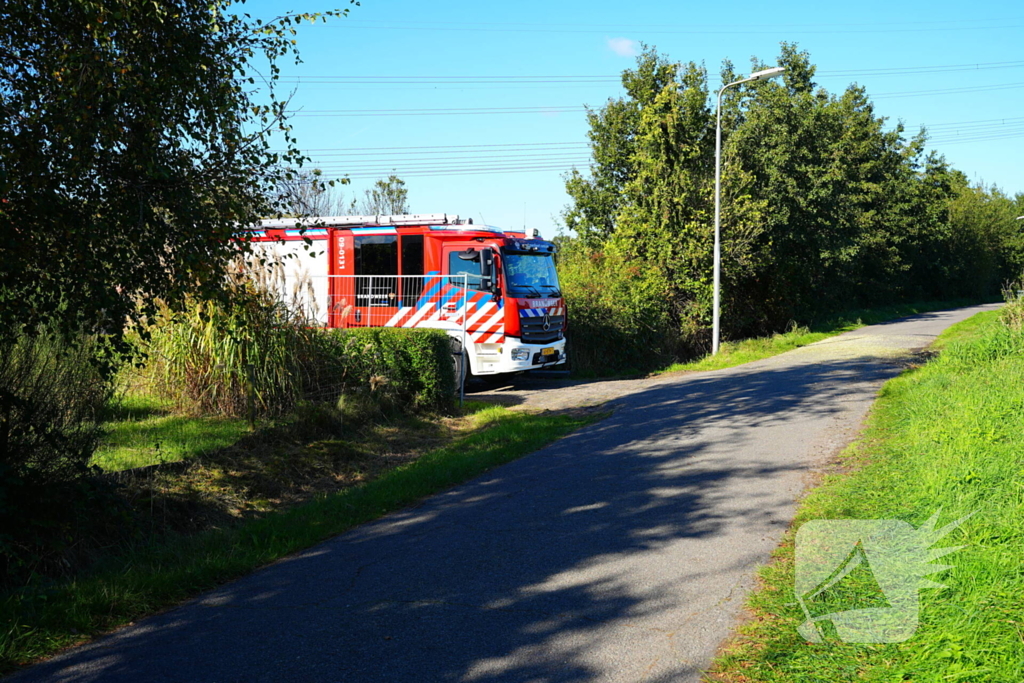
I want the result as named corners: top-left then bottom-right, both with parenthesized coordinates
top-left (256, 213), bottom-right (469, 230)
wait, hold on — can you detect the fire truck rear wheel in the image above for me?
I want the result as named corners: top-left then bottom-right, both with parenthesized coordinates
top-left (450, 337), bottom-right (467, 389)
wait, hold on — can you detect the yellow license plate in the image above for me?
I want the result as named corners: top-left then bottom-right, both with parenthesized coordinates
top-left (541, 347), bottom-right (555, 356)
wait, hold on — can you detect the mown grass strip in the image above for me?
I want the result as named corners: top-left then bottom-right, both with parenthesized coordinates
top-left (0, 404), bottom-right (598, 673)
top-left (658, 298), bottom-right (985, 375)
top-left (709, 309), bottom-right (1024, 682)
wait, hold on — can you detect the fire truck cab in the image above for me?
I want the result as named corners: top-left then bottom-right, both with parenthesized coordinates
top-left (246, 213), bottom-right (567, 378)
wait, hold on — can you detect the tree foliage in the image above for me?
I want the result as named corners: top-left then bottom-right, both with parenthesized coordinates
top-left (562, 43), bottom-right (1023, 366)
top-left (356, 174), bottom-right (410, 215)
top-left (0, 0), bottom-right (357, 340)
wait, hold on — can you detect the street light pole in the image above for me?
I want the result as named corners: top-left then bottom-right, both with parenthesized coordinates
top-left (712, 66), bottom-right (785, 354)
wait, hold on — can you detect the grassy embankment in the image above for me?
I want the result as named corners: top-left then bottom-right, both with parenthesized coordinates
top-left (658, 298), bottom-right (986, 375)
top-left (709, 303), bottom-right (1024, 681)
top-left (1, 402), bottom-right (598, 673)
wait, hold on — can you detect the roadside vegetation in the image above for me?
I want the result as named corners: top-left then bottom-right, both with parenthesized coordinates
top-left (558, 45), bottom-right (1024, 377)
top-left (658, 298), bottom-right (983, 375)
top-left (709, 286), bottom-right (1024, 682)
top-left (94, 394), bottom-right (249, 471)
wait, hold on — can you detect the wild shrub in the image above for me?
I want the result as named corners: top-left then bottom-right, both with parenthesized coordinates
top-left (557, 245), bottom-right (677, 376)
top-left (0, 332), bottom-right (112, 579)
top-left (137, 278), bottom-right (456, 419)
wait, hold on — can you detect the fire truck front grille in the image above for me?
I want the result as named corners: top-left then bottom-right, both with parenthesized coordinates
top-left (519, 315), bottom-right (565, 344)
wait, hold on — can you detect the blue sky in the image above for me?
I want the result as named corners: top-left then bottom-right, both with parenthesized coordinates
top-left (242, 0), bottom-right (1024, 235)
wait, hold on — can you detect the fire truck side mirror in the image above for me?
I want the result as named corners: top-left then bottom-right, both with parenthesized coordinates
top-left (480, 249), bottom-right (496, 292)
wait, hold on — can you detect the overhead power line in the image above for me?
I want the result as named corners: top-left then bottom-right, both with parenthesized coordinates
top-left (308, 159), bottom-right (592, 174)
top-left (819, 60), bottom-right (1024, 77)
top-left (288, 79), bottom-right (1024, 117)
top-left (304, 147), bottom-right (590, 160)
top-left (279, 61), bottom-right (1024, 84)
top-left (874, 81), bottom-right (1024, 99)
top-left (306, 154), bottom-right (592, 170)
top-left (344, 17), bottom-right (1018, 30)
top-left (290, 106), bottom-right (585, 117)
top-left (329, 163), bottom-right (590, 180)
top-left (277, 115), bottom-right (1024, 181)
top-left (308, 151), bottom-right (589, 164)
top-left (276, 61), bottom-right (1024, 94)
top-left (332, 18), bottom-right (1024, 36)
top-left (918, 115), bottom-right (1024, 129)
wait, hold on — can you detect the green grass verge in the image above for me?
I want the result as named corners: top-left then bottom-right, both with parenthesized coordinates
top-left (93, 393), bottom-right (251, 471)
top-left (1, 404), bottom-right (598, 673)
top-left (709, 309), bottom-right (1024, 682)
top-left (658, 298), bottom-right (985, 375)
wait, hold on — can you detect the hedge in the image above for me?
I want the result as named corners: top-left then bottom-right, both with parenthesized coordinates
top-left (327, 327), bottom-right (457, 414)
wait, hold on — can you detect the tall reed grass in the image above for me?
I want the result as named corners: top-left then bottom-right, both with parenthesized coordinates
top-left (138, 257), bottom-right (342, 419)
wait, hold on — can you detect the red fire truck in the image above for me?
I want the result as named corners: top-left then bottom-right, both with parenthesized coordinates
top-left (246, 213), bottom-right (567, 378)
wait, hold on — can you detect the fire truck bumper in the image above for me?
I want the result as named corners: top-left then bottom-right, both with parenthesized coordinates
top-left (470, 336), bottom-right (567, 375)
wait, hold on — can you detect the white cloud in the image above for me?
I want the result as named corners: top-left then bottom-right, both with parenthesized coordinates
top-left (607, 37), bottom-right (639, 57)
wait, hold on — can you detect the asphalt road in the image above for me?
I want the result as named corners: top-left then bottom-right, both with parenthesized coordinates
top-left (9, 304), bottom-right (1000, 683)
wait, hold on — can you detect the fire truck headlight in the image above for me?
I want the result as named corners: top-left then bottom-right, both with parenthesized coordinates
top-left (511, 348), bottom-right (531, 361)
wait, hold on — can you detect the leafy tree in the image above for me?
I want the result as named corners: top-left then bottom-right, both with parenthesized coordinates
top-left (0, 0), bottom-right (356, 579)
top-left (564, 47), bottom-right (767, 346)
top-left (0, 0), bottom-right (357, 341)
top-left (563, 46), bottom-right (679, 246)
top-left (562, 42), bottom-right (1022, 369)
top-left (944, 180), bottom-right (1023, 295)
top-left (356, 175), bottom-right (410, 215)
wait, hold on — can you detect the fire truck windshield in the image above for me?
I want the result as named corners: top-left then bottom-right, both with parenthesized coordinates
top-left (502, 251), bottom-right (561, 298)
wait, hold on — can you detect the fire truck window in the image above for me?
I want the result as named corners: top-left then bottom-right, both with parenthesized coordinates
top-left (354, 235), bottom-right (398, 276)
top-left (448, 251), bottom-right (484, 290)
top-left (400, 235), bottom-right (425, 305)
top-left (401, 235), bottom-right (423, 275)
top-left (355, 235), bottom-right (398, 306)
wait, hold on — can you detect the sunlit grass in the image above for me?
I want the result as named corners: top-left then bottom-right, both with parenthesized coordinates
top-left (657, 298), bottom-right (983, 376)
top-left (709, 310), bottom-right (1024, 682)
top-left (92, 394), bottom-right (250, 471)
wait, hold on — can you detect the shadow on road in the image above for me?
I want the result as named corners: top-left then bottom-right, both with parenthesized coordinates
top-left (12, 354), bottom-right (903, 682)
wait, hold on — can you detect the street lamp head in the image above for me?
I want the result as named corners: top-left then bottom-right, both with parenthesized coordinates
top-left (749, 66), bottom-right (786, 81)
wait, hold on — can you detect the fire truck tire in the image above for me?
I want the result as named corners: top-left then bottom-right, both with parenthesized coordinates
top-left (450, 337), bottom-right (467, 390)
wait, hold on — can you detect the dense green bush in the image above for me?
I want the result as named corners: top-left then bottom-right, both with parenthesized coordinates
top-left (327, 327), bottom-right (457, 415)
top-left (558, 245), bottom-right (677, 376)
top-left (0, 332), bottom-right (111, 578)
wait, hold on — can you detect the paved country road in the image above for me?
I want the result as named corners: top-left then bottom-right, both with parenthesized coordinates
top-left (9, 304), bottom-right (1000, 683)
